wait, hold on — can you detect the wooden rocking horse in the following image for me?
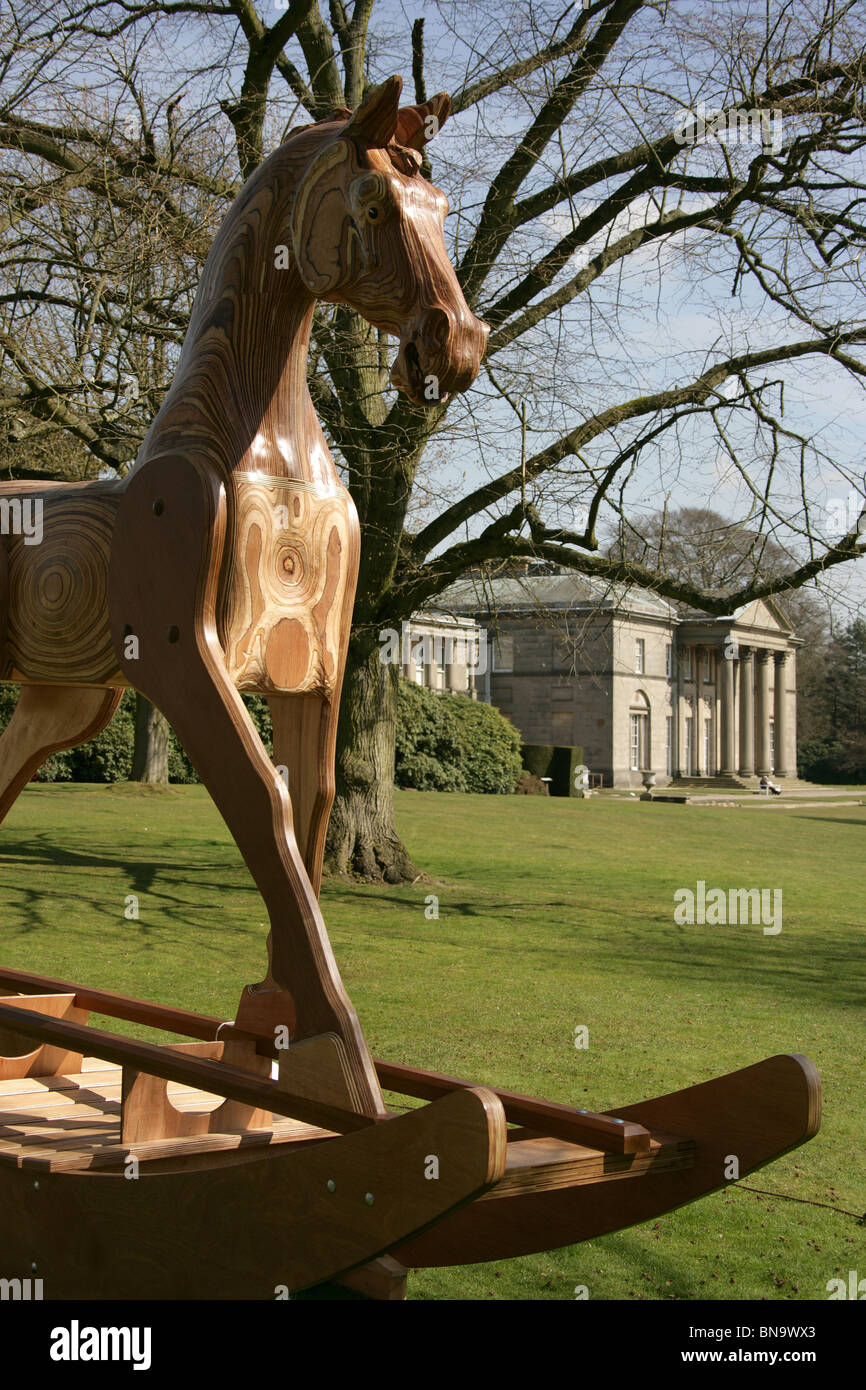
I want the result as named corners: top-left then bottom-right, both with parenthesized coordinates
top-left (0, 76), bottom-right (820, 1300)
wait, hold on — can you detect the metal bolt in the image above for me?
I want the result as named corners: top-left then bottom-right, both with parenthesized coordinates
top-left (33, 1180), bottom-right (39, 1191)
top-left (167, 625), bottom-right (180, 643)
top-left (364, 1192), bottom-right (375, 1206)
top-left (152, 498), bottom-right (165, 516)
top-left (326, 1179), bottom-right (336, 1193)
top-left (31, 1262), bottom-right (37, 1274)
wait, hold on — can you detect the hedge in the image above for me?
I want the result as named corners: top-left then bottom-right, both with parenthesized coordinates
top-left (0, 679), bottom-right (522, 797)
top-left (396, 680), bottom-right (522, 794)
top-left (520, 742), bottom-right (585, 796)
top-left (0, 685), bottom-right (273, 784)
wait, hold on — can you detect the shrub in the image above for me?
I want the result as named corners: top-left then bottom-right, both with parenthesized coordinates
top-left (396, 681), bottom-right (522, 794)
top-left (520, 742), bottom-right (585, 796)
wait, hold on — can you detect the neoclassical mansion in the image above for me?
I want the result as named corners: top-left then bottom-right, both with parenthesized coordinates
top-left (401, 568), bottom-right (800, 789)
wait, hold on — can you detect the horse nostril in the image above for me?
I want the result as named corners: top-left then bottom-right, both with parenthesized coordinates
top-left (426, 308), bottom-right (451, 348)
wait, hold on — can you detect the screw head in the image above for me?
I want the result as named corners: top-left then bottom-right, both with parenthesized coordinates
top-left (33, 1180), bottom-right (39, 1191)
top-left (152, 498), bottom-right (165, 516)
top-left (31, 1262), bottom-right (37, 1274)
top-left (326, 1179), bottom-right (336, 1193)
top-left (167, 625), bottom-right (180, 643)
top-left (364, 1192), bottom-right (375, 1206)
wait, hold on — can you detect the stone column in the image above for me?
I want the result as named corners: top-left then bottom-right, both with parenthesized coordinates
top-left (755, 649), bottom-right (772, 776)
top-left (692, 647), bottom-right (702, 776)
top-left (445, 634), bottom-right (463, 692)
top-left (720, 643), bottom-right (736, 775)
top-left (774, 651), bottom-right (789, 777)
top-left (738, 646), bottom-right (754, 776)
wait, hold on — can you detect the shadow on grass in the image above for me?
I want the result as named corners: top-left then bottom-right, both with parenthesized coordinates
top-left (0, 834), bottom-right (261, 946)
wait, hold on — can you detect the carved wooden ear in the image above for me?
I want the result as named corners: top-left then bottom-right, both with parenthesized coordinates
top-left (291, 141), bottom-right (358, 296)
top-left (344, 75), bottom-right (403, 148)
top-left (395, 93), bottom-right (451, 151)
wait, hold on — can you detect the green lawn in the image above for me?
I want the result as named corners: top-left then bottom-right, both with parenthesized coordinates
top-left (0, 783), bottom-right (864, 1301)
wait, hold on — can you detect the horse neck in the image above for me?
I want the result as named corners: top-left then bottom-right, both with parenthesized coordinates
top-left (139, 158), bottom-right (341, 493)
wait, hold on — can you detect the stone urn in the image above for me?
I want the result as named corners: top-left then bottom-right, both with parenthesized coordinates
top-left (640, 769), bottom-right (657, 801)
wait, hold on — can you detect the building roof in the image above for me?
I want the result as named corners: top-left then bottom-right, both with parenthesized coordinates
top-left (430, 571), bottom-right (796, 637)
top-left (435, 570), bottom-right (679, 621)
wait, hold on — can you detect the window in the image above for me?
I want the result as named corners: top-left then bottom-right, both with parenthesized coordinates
top-left (769, 719), bottom-right (775, 773)
top-left (704, 717), bottom-right (713, 775)
top-left (635, 639), bottom-right (645, 674)
top-left (665, 643), bottom-right (673, 680)
top-left (703, 649), bottom-right (712, 683)
top-left (630, 714), bottom-right (642, 770)
top-left (684, 647), bottom-right (694, 680)
top-left (685, 717), bottom-right (694, 774)
top-left (666, 716), bottom-right (673, 776)
top-left (492, 634), bottom-right (513, 672)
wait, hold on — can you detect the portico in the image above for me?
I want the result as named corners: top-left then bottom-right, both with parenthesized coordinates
top-left (673, 606), bottom-right (799, 783)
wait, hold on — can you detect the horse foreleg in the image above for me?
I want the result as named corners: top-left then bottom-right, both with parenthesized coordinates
top-left (0, 685), bottom-right (122, 825)
top-left (108, 456), bottom-right (384, 1117)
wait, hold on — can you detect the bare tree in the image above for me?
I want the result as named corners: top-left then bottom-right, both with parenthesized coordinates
top-left (2, 0), bottom-right (866, 875)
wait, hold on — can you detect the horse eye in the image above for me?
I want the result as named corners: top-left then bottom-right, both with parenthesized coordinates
top-left (366, 205), bottom-right (380, 221)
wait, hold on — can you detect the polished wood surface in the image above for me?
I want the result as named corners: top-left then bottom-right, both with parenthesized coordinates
top-left (0, 1056), bottom-right (334, 1173)
top-left (0, 999), bottom-right (374, 1135)
top-left (394, 1053), bottom-right (820, 1267)
top-left (0, 1084), bottom-right (506, 1297)
top-left (0, 76), bottom-right (487, 1116)
top-left (376, 1058), bottom-right (651, 1154)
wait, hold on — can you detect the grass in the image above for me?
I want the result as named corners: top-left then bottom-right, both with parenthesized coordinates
top-left (0, 782), bottom-right (864, 1301)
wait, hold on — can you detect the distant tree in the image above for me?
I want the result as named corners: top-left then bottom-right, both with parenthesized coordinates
top-left (799, 618), bottom-right (866, 780)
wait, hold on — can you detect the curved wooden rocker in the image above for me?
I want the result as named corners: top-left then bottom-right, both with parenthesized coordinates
top-left (0, 77), bottom-right (820, 1299)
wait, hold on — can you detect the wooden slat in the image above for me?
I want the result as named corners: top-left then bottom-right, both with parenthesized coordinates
top-left (0, 1001), bottom-right (377, 1134)
top-left (394, 1053), bottom-right (821, 1268)
top-left (482, 1134), bottom-right (694, 1199)
top-left (375, 1059), bottom-right (651, 1155)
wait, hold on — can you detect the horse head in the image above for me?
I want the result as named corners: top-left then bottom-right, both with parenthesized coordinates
top-left (291, 76), bottom-right (488, 403)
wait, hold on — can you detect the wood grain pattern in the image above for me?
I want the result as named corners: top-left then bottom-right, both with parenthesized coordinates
top-left (0, 994), bottom-right (89, 1080)
top-left (0, 1058), bottom-right (334, 1173)
top-left (0, 76), bottom-right (486, 1121)
top-left (376, 1058), bottom-right (651, 1155)
top-left (0, 999), bottom-right (374, 1135)
top-left (121, 1039), bottom-right (273, 1145)
top-left (394, 1054), bottom-right (820, 1267)
top-left (0, 1085), bottom-right (506, 1297)
top-left (0, 685), bottom-right (122, 825)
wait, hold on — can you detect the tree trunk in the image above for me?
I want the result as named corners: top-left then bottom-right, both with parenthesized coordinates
top-left (131, 693), bottom-right (170, 784)
top-left (325, 641), bottom-right (418, 882)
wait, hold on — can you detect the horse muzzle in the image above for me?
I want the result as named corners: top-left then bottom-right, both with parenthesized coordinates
top-left (392, 306), bottom-right (489, 404)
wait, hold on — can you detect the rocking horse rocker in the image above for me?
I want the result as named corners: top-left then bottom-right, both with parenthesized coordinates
top-left (0, 77), bottom-right (819, 1299)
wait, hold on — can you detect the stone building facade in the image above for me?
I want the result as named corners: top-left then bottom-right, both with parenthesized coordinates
top-left (404, 570), bottom-right (800, 790)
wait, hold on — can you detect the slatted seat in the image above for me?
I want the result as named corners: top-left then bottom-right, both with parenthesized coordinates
top-left (0, 1058), bottom-right (335, 1172)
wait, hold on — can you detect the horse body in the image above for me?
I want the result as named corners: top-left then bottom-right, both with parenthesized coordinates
top-left (0, 76), bottom-right (487, 1116)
